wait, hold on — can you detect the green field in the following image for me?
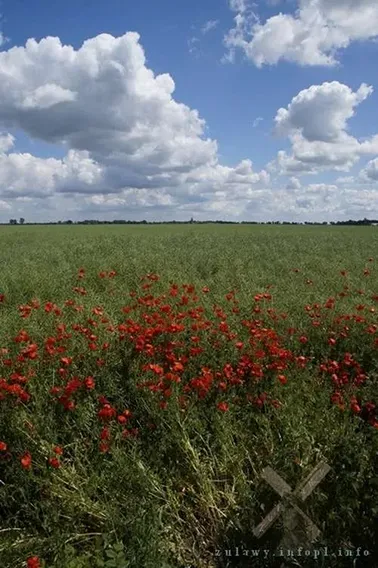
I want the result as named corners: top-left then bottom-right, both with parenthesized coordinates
top-left (1, 224), bottom-right (377, 568)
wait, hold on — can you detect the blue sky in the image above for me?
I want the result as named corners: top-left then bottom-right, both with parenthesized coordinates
top-left (0, 0), bottom-right (378, 222)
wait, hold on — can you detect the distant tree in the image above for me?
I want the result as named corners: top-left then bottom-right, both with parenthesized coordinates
top-left (9, 219), bottom-right (17, 225)
top-left (19, 217), bottom-right (25, 225)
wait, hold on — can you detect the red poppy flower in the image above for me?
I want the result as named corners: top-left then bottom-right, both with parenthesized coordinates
top-left (99, 442), bottom-right (110, 453)
top-left (27, 556), bottom-right (41, 568)
top-left (48, 457), bottom-right (61, 469)
top-left (98, 404), bottom-right (116, 421)
top-left (84, 377), bottom-right (96, 390)
top-left (100, 427), bottom-right (110, 441)
top-left (20, 451), bottom-right (32, 470)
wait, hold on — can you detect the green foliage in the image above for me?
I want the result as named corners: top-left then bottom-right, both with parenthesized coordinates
top-left (0, 225), bottom-right (377, 568)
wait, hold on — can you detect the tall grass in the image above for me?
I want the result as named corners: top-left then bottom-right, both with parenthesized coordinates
top-left (0, 224), bottom-right (377, 568)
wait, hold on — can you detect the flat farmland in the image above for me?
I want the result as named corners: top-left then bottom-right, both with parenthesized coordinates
top-left (0, 224), bottom-right (377, 568)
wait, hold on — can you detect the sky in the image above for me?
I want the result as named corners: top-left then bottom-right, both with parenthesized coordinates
top-left (0, 0), bottom-right (378, 222)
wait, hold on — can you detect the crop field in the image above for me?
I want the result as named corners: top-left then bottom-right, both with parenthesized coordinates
top-left (0, 224), bottom-right (377, 568)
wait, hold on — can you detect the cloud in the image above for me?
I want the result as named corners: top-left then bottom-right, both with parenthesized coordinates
top-left (0, 201), bottom-right (11, 210)
top-left (0, 27), bottom-right (10, 48)
top-left (253, 182), bottom-right (378, 220)
top-left (274, 133), bottom-right (378, 175)
top-left (0, 132), bottom-right (15, 153)
top-left (229, 0), bottom-right (250, 13)
top-left (360, 157), bottom-right (378, 181)
top-left (271, 81), bottom-right (378, 174)
top-left (335, 175), bottom-right (355, 184)
top-left (201, 20), bottom-right (219, 34)
top-left (224, 0), bottom-right (378, 67)
top-left (286, 176), bottom-right (301, 190)
top-left (274, 82), bottom-right (372, 142)
top-left (21, 84), bottom-right (77, 110)
top-left (0, 149), bottom-right (104, 198)
top-left (252, 116), bottom-right (263, 127)
top-left (188, 36), bottom-right (200, 54)
top-left (1, 32), bottom-right (376, 223)
top-left (190, 20), bottom-right (219, 57)
top-left (0, 32), bottom-right (270, 218)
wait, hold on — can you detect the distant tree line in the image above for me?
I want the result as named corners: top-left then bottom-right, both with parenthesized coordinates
top-left (5, 217), bottom-right (378, 226)
top-left (9, 218), bottom-right (25, 225)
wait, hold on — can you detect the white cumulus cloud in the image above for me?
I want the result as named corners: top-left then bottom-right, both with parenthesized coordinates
top-left (271, 82), bottom-right (378, 175)
top-left (274, 82), bottom-right (372, 142)
top-left (224, 0), bottom-right (378, 67)
top-left (0, 32), bottom-right (270, 218)
top-left (360, 157), bottom-right (378, 181)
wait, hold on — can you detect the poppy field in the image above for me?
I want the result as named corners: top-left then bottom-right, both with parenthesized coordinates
top-left (0, 223), bottom-right (377, 568)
